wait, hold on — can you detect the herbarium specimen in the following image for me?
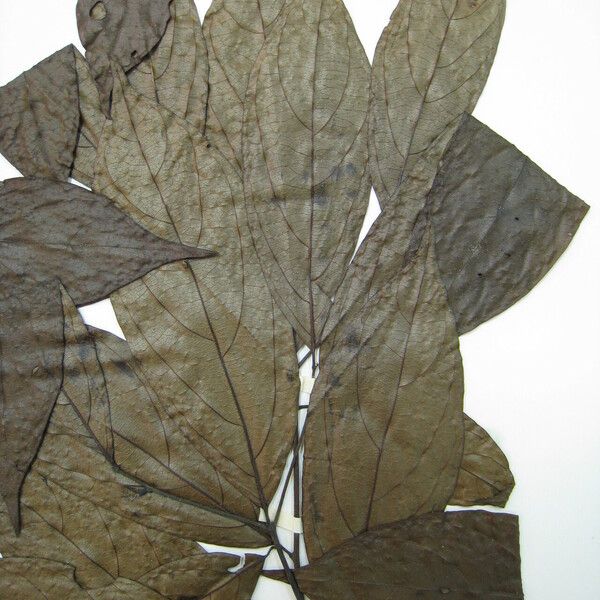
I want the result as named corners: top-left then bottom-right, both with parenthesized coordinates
top-left (0, 0), bottom-right (588, 598)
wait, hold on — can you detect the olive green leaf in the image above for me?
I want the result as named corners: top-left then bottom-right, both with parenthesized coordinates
top-left (451, 414), bottom-right (515, 508)
top-left (273, 511), bottom-right (523, 600)
top-left (0, 377), bottom-right (266, 598)
top-left (428, 114), bottom-right (590, 334)
top-left (303, 228), bottom-right (464, 560)
top-left (242, 0), bottom-right (371, 349)
top-left (128, 0), bottom-right (209, 132)
top-left (0, 46), bottom-right (79, 181)
top-left (203, 0), bottom-right (290, 170)
top-left (322, 0), bottom-right (505, 343)
top-left (76, 0), bottom-right (173, 113)
top-left (93, 71), bottom-right (298, 523)
top-left (0, 177), bottom-right (213, 533)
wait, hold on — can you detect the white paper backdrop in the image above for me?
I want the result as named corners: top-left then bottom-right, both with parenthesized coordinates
top-left (1, 1), bottom-right (599, 598)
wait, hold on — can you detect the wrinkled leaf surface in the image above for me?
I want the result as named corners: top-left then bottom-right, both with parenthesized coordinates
top-left (429, 114), bottom-right (590, 334)
top-left (451, 414), bottom-right (514, 507)
top-left (94, 73), bottom-right (298, 521)
top-left (290, 511), bottom-right (523, 599)
top-left (0, 46), bottom-right (79, 181)
top-left (303, 229), bottom-right (464, 560)
top-left (243, 0), bottom-right (371, 348)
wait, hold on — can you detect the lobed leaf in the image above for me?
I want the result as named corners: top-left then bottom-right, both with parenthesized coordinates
top-left (76, 0), bottom-right (172, 113)
top-left (451, 414), bottom-right (515, 508)
top-left (0, 46), bottom-right (79, 181)
top-left (93, 72), bottom-right (298, 522)
top-left (428, 114), bottom-right (590, 334)
top-left (303, 228), bottom-right (464, 560)
top-left (243, 0), bottom-right (372, 348)
top-left (323, 0), bottom-right (505, 342)
top-left (203, 0), bottom-right (290, 170)
top-left (285, 511), bottom-right (523, 599)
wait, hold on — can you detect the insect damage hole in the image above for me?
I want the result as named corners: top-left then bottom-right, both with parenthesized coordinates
top-left (90, 1), bottom-right (107, 21)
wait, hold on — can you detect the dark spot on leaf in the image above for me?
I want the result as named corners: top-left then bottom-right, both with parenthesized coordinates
top-left (286, 370), bottom-right (295, 383)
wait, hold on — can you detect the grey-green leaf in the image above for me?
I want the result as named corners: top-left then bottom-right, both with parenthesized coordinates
top-left (203, 0), bottom-right (290, 170)
top-left (129, 0), bottom-right (209, 131)
top-left (289, 511), bottom-right (523, 599)
top-left (0, 46), bottom-right (79, 181)
top-left (428, 114), bottom-right (589, 334)
top-left (243, 0), bottom-right (371, 348)
top-left (451, 414), bottom-right (515, 507)
top-left (303, 228), bottom-right (464, 561)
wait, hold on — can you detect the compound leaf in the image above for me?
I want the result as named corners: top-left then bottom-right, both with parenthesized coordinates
top-left (303, 228), bottom-right (464, 560)
top-left (243, 0), bottom-right (371, 348)
top-left (0, 46), bottom-right (79, 181)
top-left (428, 114), bottom-right (589, 334)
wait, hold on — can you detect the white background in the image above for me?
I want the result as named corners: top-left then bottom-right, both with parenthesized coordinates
top-left (1, 1), bottom-right (599, 599)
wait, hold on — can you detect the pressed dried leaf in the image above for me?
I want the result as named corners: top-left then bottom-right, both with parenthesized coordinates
top-left (94, 73), bottom-right (298, 522)
top-left (0, 177), bottom-right (214, 306)
top-left (60, 294), bottom-right (268, 543)
top-left (284, 511), bottom-right (523, 599)
top-left (0, 176), bottom-right (213, 531)
top-left (0, 389), bottom-right (265, 598)
top-left (201, 558), bottom-right (265, 599)
top-left (303, 228), bottom-right (464, 560)
top-left (203, 0), bottom-right (290, 169)
top-left (0, 277), bottom-right (63, 534)
top-left (72, 49), bottom-right (106, 188)
top-left (0, 559), bottom-right (89, 600)
top-left (129, 0), bottom-right (208, 131)
top-left (451, 414), bottom-right (515, 507)
top-left (243, 0), bottom-right (371, 348)
top-left (323, 0), bottom-right (505, 342)
top-left (0, 46), bottom-right (79, 181)
top-left (370, 0), bottom-right (506, 206)
top-left (428, 114), bottom-right (590, 334)
top-left (76, 0), bottom-right (172, 112)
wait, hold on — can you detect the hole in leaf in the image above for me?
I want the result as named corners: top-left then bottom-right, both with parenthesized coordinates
top-left (90, 1), bottom-right (107, 21)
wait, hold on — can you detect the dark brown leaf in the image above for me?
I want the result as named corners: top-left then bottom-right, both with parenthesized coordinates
top-left (242, 0), bottom-right (371, 348)
top-left (0, 370), bottom-right (266, 597)
top-left (129, 0), bottom-right (208, 132)
top-left (303, 228), bottom-right (464, 560)
top-left (0, 276), bottom-right (63, 534)
top-left (0, 177), bottom-right (214, 306)
top-left (93, 72), bottom-right (298, 522)
top-left (322, 0), bottom-right (505, 342)
top-left (0, 46), bottom-right (79, 181)
top-left (288, 511), bottom-right (523, 599)
top-left (203, 0), bottom-right (290, 170)
top-left (451, 414), bottom-right (515, 508)
top-left (76, 0), bottom-right (173, 112)
top-left (428, 114), bottom-right (590, 334)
